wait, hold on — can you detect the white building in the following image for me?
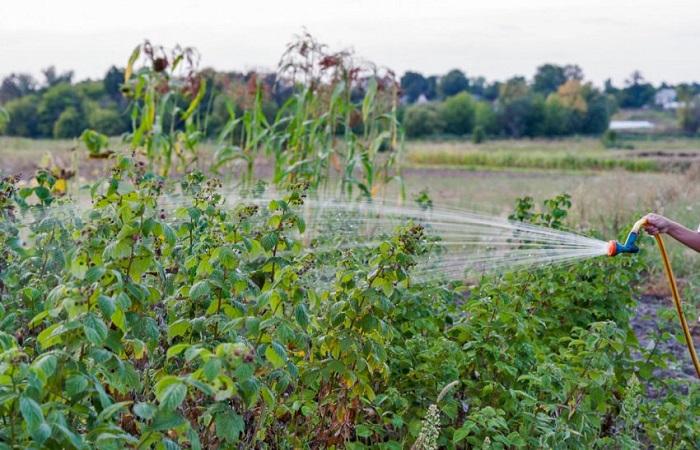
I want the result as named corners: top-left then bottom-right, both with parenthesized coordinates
top-left (654, 88), bottom-right (681, 110)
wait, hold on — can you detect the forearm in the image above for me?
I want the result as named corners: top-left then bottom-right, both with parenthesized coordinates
top-left (667, 221), bottom-right (700, 252)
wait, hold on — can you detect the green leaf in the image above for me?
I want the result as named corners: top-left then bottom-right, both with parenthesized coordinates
top-left (167, 344), bottom-right (190, 359)
top-left (83, 313), bottom-right (108, 345)
top-left (215, 408), bottom-right (244, 443)
top-left (70, 253), bottom-right (89, 280)
top-left (20, 396), bottom-right (51, 444)
top-left (97, 295), bottom-right (116, 318)
top-left (149, 411), bottom-right (186, 432)
top-left (97, 401), bottom-right (132, 423)
top-left (168, 319), bottom-right (191, 339)
top-left (294, 304), bottom-right (309, 328)
top-left (134, 402), bottom-right (157, 420)
top-left (20, 396), bottom-right (44, 430)
top-left (65, 374), bottom-right (89, 397)
top-left (112, 307), bottom-right (127, 334)
top-left (156, 379), bottom-right (187, 411)
top-left (202, 358), bottom-right (222, 381)
top-left (31, 353), bottom-right (57, 380)
top-left (453, 421), bottom-right (476, 443)
top-left (261, 233), bottom-right (278, 251)
top-left (218, 247), bottom-right (237, 270)
top-left (189, 281), bottom-right (211, 301)
top-left (265, 342), bottom-right (287, 369)
top-left (355, 424), bottom-right (372, 438)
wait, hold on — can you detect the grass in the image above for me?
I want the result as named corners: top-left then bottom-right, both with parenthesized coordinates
top-left (405, 136), bottom-right (700, 172)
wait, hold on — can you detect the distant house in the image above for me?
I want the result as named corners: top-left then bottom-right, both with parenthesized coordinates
top-left (415, 94), bottom-right (429, 104)
top-left (654, 88), bottom-right (681, 110)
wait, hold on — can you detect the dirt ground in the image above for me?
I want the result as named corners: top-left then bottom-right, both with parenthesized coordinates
top-left (632, 295), bottom-right (700, 384)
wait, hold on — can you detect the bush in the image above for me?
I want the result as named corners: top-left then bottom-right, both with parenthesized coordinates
top-left (679, 97), bottom-right (700, 134)
top-left (474, 101), bottom-right (497, 135)
top-left (88, 107), bottom-right (129, 136)
top-left (543, 94), bottom-right (574, 136)
top-left (3, 94), bottom-right (40, 137)
top-left (53, 106), bottom-right (87, 138)
top-left (471, 125), bottom-right (486, 144)
top-left (403, 104), bottom-right (444, 138)
top-left (1, 165), bottom-right (698, 448)
top-left (38, 83), bottom-right (85, 137)
top-left (439, 92), bottom-right (476, 135)
top-left (497, 93), bottom-right (546, 137)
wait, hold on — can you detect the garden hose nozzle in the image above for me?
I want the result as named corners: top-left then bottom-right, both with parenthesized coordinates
top-left (607, 218), bottom-right (646, 256)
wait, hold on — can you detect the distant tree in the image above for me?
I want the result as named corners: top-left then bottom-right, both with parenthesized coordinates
top-left (498, 77), bottom-right (529, 103)
top-left (474, 101), bottom-right (498, 134)
top-left (482, 81), bottom-right (501, 101)
top-left (53, 106), bottom-right (86, 138)
top-left (439, 69), bottom-right (469, 98)
top-left (439, 92), bottom-right (476, 135)
top-left (403, 104), bottom-right (445, 137)
top-left (619, 71), bottom-right (655, 108)
top-left (400, 71), bottom-right (428, 103)
top-left (76, 81), bottom-right (106, 101)
top-left (425, 76), bottom-right (439, 100)
top-left (678, 96), bottom-right (700, 134)
top-left (603, 78), bottom-right (618, 95)
top-left (104, 66), bottom-right (125, 99)
top-left (42, 66), bottom-right (74, 87)
top-left (88, 108), bottom-right (129, 136)
top-left (543, 94), bottom-right (574, 136)
top-left (497, 79), bottom-right (545, 137)
top-left (471, 125), bottom-right (486, 143)
top-left (0, 73), bottom-right (37, 104)
top-left (556, 80), bottom-right (588, 115)
top-left (469, 76), bottom-right (487, 97)
top-left (533, 64), bottom-right (567, 95)
top-left (0, 108), bottom-right (7, 135)
top-left (37, 83), bottom-right (84, 137)
top-left (3, 95), bottom-right (40, 136)
top-left (581, 85), bottom-right (613, 134)
top-left (563, 64), bottom-right (584, 81)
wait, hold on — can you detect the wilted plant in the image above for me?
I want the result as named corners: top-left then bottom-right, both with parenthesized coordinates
top-left (121, 40), bottom-right (207, 176)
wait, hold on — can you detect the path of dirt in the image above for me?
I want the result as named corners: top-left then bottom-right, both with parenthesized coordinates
top-left (632, 295), bottom-right (700, 384)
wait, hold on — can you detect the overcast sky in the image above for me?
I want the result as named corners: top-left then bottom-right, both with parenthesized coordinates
top-left (1, 0), bottom-right (698, 86)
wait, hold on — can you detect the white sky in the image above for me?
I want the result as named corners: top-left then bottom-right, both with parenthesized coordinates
top-left (1, 0), bottom-right (698, 86)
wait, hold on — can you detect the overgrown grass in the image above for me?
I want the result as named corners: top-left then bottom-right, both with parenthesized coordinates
top-left (408, 147), bottom-right (660, 171)
top-left (405, 137), bottom-right (700, 172)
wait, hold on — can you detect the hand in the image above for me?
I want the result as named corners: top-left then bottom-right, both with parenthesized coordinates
top-left (643, 213), bottom-right (673, 235)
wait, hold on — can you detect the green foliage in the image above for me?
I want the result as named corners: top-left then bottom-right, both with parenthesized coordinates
top-left (38, 83), bottom-right (84, 137)
top-left (2, 164), bottom-right (699, 447)
top-left (470, 125), bottom-right (485, 144)
top-left (678, 96), bottom-right (700, 134)
top-left (3, 94), bottom-right (40, 137)
top-left (53, 106), bottom-right (87, 138)
top-left (0, 106), bottom-right (8, 134)
top-left (80, 129), bottom-right (113, 158)
top-left (439, 93), bottom-right (476, 136)
top-left (438, 69), bottom-right (469, 98)
top-left (88, 108), bottom-right (129, 136)
top-left (403, 104), bottom-right (444, 138)
top-left (533, 63), bottom-right (568, 95)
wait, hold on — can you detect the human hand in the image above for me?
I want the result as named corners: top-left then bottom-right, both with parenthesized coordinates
top-left (643, 213), bottom-right (673, 235)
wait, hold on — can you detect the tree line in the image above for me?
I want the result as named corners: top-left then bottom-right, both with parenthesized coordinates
top-left (1, 61), bottom-right (699, 141)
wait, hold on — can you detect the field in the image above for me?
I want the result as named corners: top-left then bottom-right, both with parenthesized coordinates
top-left (2, 43), bottom-right (700, 448)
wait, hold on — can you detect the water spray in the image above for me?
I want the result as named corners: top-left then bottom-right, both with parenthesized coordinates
top-left (608, 217), bottom-right (700, 379)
